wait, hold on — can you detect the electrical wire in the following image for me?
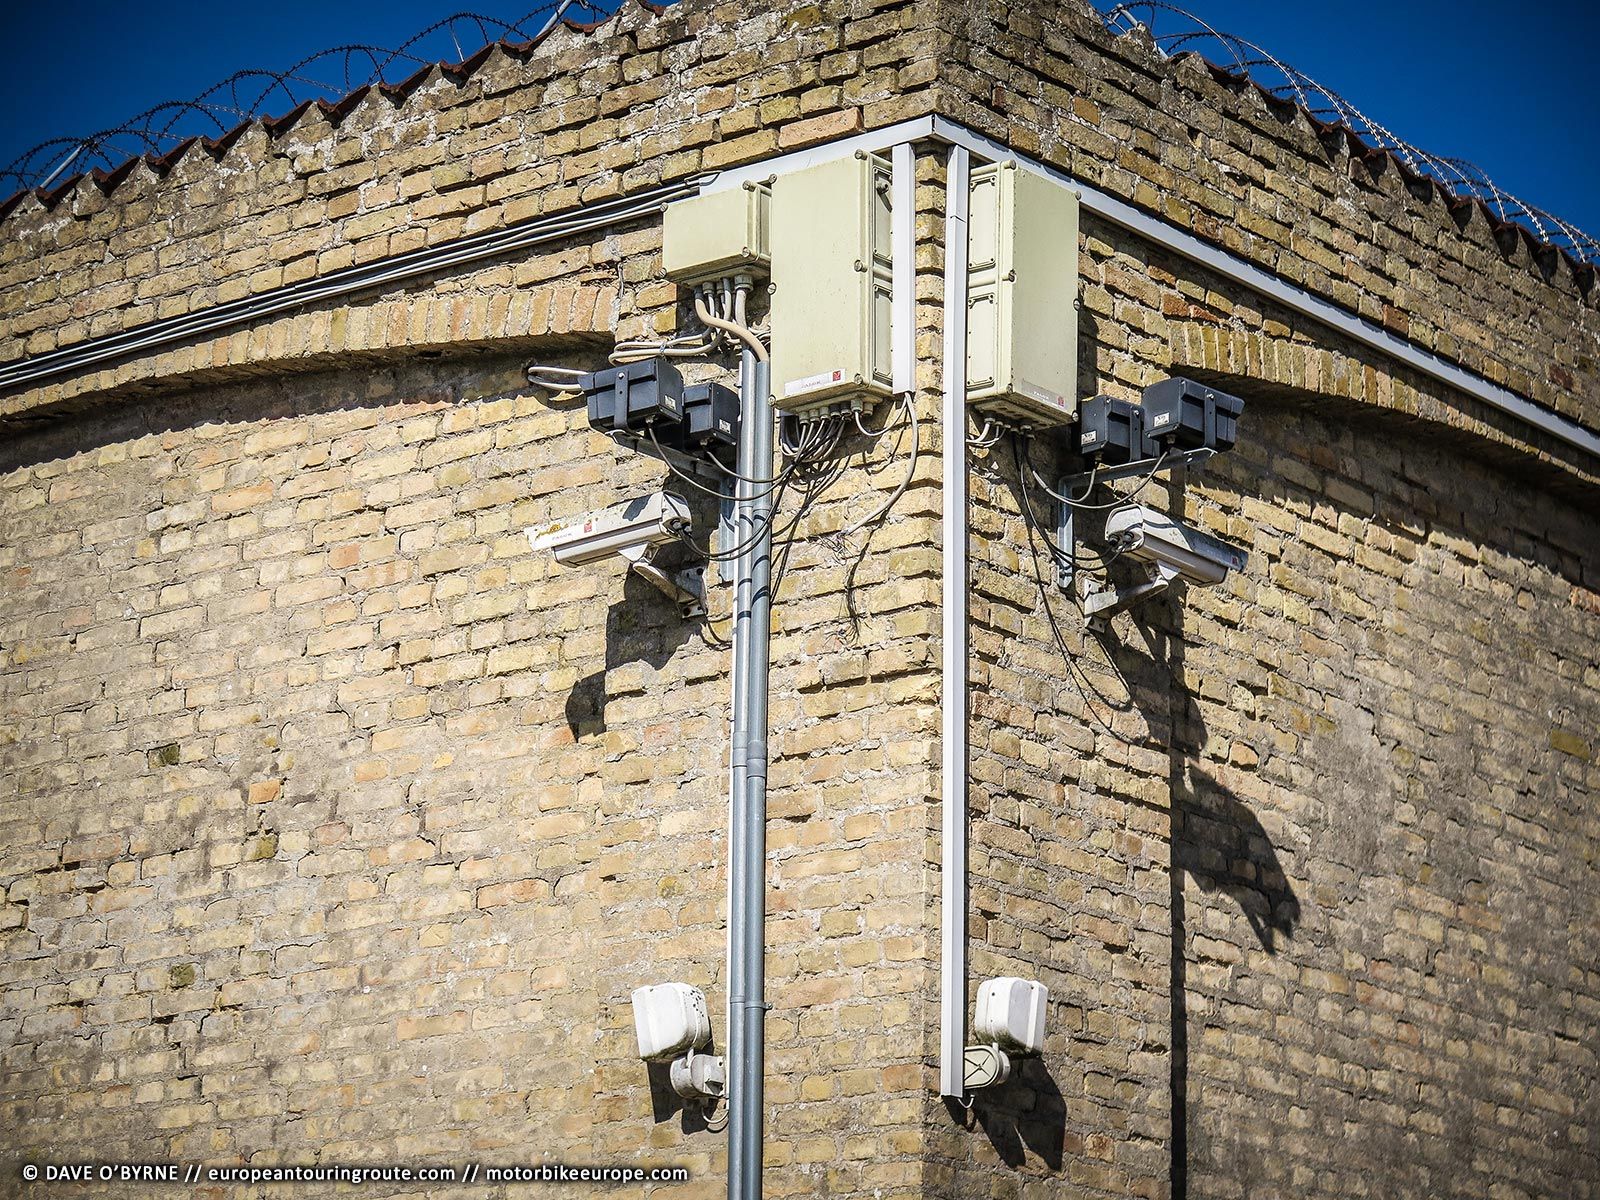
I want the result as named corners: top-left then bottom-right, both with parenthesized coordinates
top-left (699, 447), bottom-right (798, 487)
top-left (771, 450), bottom-right (853, 602)
top-left (771, 398), bottom-right (919, 601)
top-left (1017, 433), bottom-right (1168, 511)
top-left (996, 437), bottom-right (1146, 735)
top-left (645, 423), bottom-right (795, 501)
top-left (838, 394), bottom-right (920, 539)
top-left (525, 365), bottom-right (586, 394)
top-left (852, 400), bottom-right (907, 440)
top-left (1009, 435), bottom-right (1124, 572)
top-left (695, 293), bottom-right (768, 364)
top-left (1016, 503), bottom-right (1140, 737)
top-left (672, 473), bottom-right (797, 565)
top-left (611, 285), bottom-right (724, 363)
top-left (967, 418), bottom-right (1006, 449)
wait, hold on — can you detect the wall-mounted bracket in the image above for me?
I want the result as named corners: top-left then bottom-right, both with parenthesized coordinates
top-left (621, 544), bottom-right (706, 619)
top-left (1082, 562), bottom-right (1178, 631)
top-left (962, 1044), bottom-right (1013, 1091)
top-left (1053, 445), bottom-right (1216, 590)
top-left (669, 1047), bottom-right (726, 1101)
top-left (611, 428), bottom-right (730, 486)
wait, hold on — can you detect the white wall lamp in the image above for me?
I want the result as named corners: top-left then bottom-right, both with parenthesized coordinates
top-left (631, 983), bottom-right (725, 1104)
top-left (963, 977), bottom-right (1049, 1091)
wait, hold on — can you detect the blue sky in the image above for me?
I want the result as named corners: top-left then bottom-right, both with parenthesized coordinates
top-left (3, 0), bottom-right (1597, 243)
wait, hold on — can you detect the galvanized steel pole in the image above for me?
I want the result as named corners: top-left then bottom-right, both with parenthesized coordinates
top-left (727, 348), bottom-right (773, 1199)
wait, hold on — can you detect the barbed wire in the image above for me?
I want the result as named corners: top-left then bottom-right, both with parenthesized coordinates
top-left (1100, 2), bottom-right (1599, 267)
top-left (0, 0), bottom-right (618, 198)
top-left (7, 0), bottom-right (1593, 270)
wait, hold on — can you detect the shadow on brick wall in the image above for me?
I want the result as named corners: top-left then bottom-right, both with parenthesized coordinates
top-left (565, 566), bottom-right (701, 738)
top-left (966, 1057), bottom-right (1067, 1171)
top-left (644, 1058), bottom-right (716, 1134)
top-left (1108, 461), bottom-right (1304, 1200)
top-left (981, 387), bottom-right (1596, 1196)
top-left (1174, 765), bottom-right (1301, 951)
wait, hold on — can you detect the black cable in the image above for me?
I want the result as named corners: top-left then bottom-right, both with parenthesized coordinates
top-left (1009, 436), bottom-right (1121, 571)
top-left (645, 424), bottom-right (795, 501)
top-left (1018, 432), bottom-right (1168, 511)
top-left (1020, 515), bottom-right (1139, 736)
top-left (771, 453), bottom-right (852, 603)
top-left (673, 484), bottom-right (789, 564)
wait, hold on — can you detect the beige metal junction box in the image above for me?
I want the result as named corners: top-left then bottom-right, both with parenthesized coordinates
top-left (769, 153), bottom-right (894, 416)
top-left (662, 182), bottom-right (772, 284)
top-left (966, 161), bottom-right (1080, 427)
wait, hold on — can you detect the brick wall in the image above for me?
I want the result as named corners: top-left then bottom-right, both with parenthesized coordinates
top-left (932, 0), bottom-right (1600, 427)
top-left (948, 297), bottom-right (1600, 1199)
top-left (0, 340), bottom-right (943, 1196)
top-left (3, 0), bottom-right (1597, 1196)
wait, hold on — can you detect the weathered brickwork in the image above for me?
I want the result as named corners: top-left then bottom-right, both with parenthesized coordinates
top-left (2, 0), bottom-right (1597, 1197)
top-left (0, 0), bottom-right (940, 421)
top-left (951, 371), bottom-right (1600, 1199)
top-left (0, 345), bottom-right (944, 1197)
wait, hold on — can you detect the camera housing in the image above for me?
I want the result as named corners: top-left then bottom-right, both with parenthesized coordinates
top-left (1102, 503), bottom-right (1247, 587)
top-left (974, 977), bottom-right (1049, 1055)
top-left (630, 983), bottom-right (724, 1105)
top-left (1076, 394), bottom-right (1148, 465)
top-left (1140, 377), bottom-right (1243, 452)
top-left (630, 982), bottom-right (712, 1062)
top-left (525, 493), bottom-right (691, 569)
top-left (585, 358), bottom-right (684, 434)
top-left (964, 976), bottom-right (1049, 1091)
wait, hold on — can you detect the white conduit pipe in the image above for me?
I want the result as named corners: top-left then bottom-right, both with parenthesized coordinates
top-left (891, 141), bottom-right (916, 395)
top-left (939, 143), bottom-right (972, 1100)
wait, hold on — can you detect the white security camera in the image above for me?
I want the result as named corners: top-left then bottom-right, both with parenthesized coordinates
top-left (526, 492), bottom-right (691, 568)
top-left (630, 983), bottom-right (723, 1102)
top-left (526, 493), bottom-right (705, 617)
top-left (1102, 504), bottom-right (1246, 586)
top-left (964, 976), bottom-right (1049, 1091)
top-left (1084, 504), bottom-right (1247, 625)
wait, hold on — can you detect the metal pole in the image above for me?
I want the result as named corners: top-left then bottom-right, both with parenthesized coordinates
top-left (728, 349), bottom-right (773, 1199)
top-left (724, 349), bottom-right (752, 1194)
top-left (939, 143), bottom-right (971, 1099)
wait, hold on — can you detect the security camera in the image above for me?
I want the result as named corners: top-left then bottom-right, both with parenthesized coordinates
top-left (1104, 503), bottom-right (1246, 586)
top-left (630, 983), bottom-right (723, 1103)
top-left (526, 492), bottom-right (691, 568)
top-left (964, 977), bottom-right (1049, 1091)
top-left (1083, 505), bottom-right (1245, 624)
top-left (526, 493), bottom-right (705, 617)
top-left (975, 977), bottom-right (1049, 1054)
top-left (631, 982), bottom-right (710, 1061)
top-left (631, 982), bottom-right (711, 1061)
top-left (1083, 505), bottom-right (1246, 625)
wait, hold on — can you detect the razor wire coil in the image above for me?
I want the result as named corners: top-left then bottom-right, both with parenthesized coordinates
top-left (4, 0), bottom-right (1594, 269)
top-left (1102, 2), bottom-right (1598, 266)
top-left (1, 1), bottom-right (614, 197)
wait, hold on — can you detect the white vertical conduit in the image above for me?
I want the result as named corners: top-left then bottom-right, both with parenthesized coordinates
top-left (891, 142), bottom-right (916, 396)
top-left (939, 143), bottom-right (972, 1100)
